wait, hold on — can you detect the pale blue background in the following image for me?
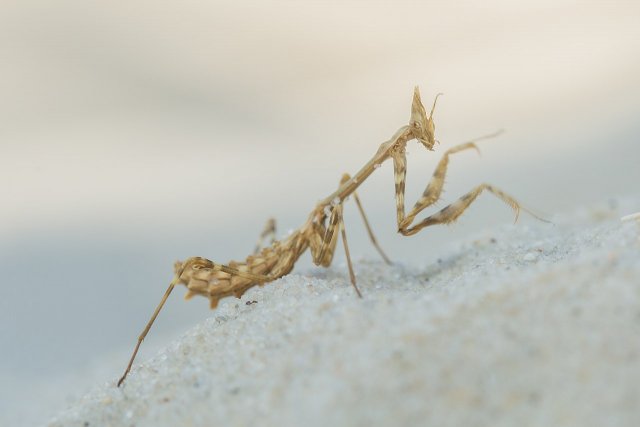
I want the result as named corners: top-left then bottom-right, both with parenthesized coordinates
top-left (1, 1), bottom-right (639, 424)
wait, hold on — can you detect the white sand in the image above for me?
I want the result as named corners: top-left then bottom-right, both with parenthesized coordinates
top-left (47, 200), bottom-right (640, 427)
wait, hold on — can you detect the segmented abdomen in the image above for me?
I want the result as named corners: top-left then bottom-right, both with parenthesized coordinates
top-left (175, 231), bottom-right (308, 308)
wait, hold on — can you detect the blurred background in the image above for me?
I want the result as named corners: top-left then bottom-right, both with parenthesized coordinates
top-left (1, 0), bottom-right (639, 424)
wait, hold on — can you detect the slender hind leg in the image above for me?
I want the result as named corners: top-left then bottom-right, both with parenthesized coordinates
top-left (117, 257), bottom-right (275, 387)
top-left (309, 176), bottom-right (363, 297)
top-left (338, 204), bottom-right (362, 298)
top-left (327, 204), bottom-right (362, 298)
top-left (117, 276), bottom-right (180, 387)
top-left (254, 217), bottom-right (276, 254)
top-left (340, 173), bottom-right (392, 265)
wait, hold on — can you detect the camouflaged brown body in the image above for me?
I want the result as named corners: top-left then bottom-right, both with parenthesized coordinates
top-left (158, 92), bottom-right (438, 311)
top-left (118, 86), bottom-right (539, 387)
top-left (171, 210), bottom-right (340, 309)
top-left (175, 229), bottom-right (311, 308)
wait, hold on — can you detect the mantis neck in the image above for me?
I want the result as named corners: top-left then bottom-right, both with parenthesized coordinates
top-left (319, 125), bottom-right (411, 206)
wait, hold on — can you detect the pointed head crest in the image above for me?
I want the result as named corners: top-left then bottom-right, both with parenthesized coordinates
top-left (410, 86), bottom-right (441, 151)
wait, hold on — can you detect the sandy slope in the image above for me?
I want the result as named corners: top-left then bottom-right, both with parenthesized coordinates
top-left (47, 199), bottom-right (640, 427)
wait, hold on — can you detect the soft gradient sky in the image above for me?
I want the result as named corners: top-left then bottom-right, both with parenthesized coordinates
top-left (1, 1), bottom-right (639, 424)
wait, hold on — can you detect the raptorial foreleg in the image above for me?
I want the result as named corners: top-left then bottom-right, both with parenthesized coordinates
top-left (399, 183), bottom-right (525, 236)
top-left (391, 132), bottom-right (502, 231)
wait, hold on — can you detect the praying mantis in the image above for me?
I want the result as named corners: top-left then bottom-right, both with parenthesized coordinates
top-left (118, 86), bottom-right (538, 386)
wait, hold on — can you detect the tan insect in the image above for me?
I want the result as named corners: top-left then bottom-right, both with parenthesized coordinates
top-left (117, 87), bottom-right (539, 386)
